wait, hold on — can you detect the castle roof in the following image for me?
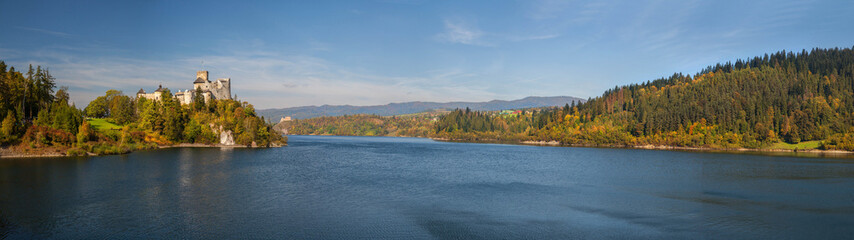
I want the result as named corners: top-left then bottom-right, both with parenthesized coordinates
top-left (137, 88), bottom-right (145, 94)
top-left (194, 77), bottom-right (208, 84)
top-left (155, 85), bottom-right (163, 92)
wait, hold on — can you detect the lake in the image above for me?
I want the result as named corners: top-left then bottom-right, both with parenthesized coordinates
top-left (1, 135), bottom-right (853, 239)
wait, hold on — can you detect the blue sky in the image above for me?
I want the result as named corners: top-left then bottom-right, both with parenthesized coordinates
top-left (1, 0), bottom-right (853, 109)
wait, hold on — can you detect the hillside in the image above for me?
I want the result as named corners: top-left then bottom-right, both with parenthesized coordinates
top-left (431, 46), bottom-right (854, 151)
top-left (258, 96), bottom-right (584, 121)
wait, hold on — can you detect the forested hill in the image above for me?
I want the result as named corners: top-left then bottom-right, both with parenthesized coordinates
top-left (431, 46), bottom-right (854, 151)
top-left (576, 47), bottom-right (854, 143)
top-left (258, 96), bottom-right (584, 121)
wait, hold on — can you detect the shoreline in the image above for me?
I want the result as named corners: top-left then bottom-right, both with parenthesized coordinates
top-left (429, 137), bottom-right (854, 156)
top-left (301, 135), bottom-right (854, 155)
top-left (0, 146), bottom-right (69, 159)
top-left (629, 144), bottom-right (852, 154)
top-left (1, 143), bottom-right (286, 159)
top-left (0, 152), bottom-right (67, 159)
top-left (160, 143), bottom-right (250, 148)
top-left (5, 135), bottom-right (851, 158)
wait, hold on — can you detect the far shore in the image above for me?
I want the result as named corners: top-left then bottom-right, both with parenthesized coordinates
top-left (429, 137), bottom-right (854, 156)
top-left (629, 144), bottom-right (853, 154)
top-left (290, 135), bottom-right (854, 156)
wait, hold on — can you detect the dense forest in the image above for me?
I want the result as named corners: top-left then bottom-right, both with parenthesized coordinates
top-left (534, 46), bottom-right (854, 150)
top-left (291, 47), bottom-right (854, 151)
top-left (0, 60), bottom-right (286, 157)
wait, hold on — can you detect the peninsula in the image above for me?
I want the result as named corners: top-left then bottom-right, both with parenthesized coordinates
top-left (0, 64), bottom-right (286, 158)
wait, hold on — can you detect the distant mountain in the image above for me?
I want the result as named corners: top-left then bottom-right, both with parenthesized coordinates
top-left (258, 96), bottom-right (586, 121)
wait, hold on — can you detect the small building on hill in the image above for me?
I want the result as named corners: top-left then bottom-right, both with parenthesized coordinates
top-left (136, 85), bottom-right (165, 101)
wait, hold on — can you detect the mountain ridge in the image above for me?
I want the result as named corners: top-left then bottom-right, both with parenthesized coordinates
top-left (258, 96), bottom-right (585, 121)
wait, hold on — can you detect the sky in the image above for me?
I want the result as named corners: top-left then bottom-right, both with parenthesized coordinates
top-left (1, 0), bottom-right (853, 109)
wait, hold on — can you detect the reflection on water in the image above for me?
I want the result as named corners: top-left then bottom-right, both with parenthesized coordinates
top-left (1, 135), bottom-right (854, 239)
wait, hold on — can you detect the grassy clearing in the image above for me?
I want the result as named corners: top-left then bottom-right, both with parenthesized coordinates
top-left (87, 118), bottom-right (122, 131)
top-left (767, 140), bottom-right (822, 150)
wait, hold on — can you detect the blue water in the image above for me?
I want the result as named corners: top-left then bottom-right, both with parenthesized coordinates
top-left (1, 135), bottom-right (853, 239)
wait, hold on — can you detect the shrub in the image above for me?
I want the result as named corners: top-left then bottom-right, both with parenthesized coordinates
top-left (1, 111), bottom-right (16, 138)
top-left (821, 133), bottom-right (854, 151)
top-left (77, 122), bottom-right (92, 145)
top-left (130, 131), bottom-right (146, 143)
top-left (66, 148), bottom-right (87, 157)
top-left (23, 125), bottom-right (75, 147)
top-left (236, 132), bottom-right (253, 146)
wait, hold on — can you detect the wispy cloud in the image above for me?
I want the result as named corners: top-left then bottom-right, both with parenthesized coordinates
top-left (615, 1), bottom-right (698, 53)
top-left (435, 19), bottom-right (489, 46)
top-left (205, 55), bottom-right (496, 107)
top-left (306, 39), bottom-right (333, 51)
top-left (15, 26), bottom-right (74, 38)
top-left (507, 34), bottom-right (560, 42)
top-left (5, 42), bottom-right (504, 109)
top-left (435, 18), bottom-right (560, 46)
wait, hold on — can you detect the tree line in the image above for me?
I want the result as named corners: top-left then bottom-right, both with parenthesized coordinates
top-left (0, 63), bottom-right (84, 146)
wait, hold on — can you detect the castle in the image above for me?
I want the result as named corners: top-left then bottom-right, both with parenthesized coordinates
top-left (137, 70), bottom-right (232, 104)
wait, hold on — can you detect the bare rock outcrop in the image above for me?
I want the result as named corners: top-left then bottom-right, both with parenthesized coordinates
top-left (219, 127), bottom-right (235, 145)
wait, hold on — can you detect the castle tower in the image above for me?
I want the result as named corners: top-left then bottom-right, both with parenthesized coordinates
top-left (194, 71), bottom-right (209, 91)
top-left (196, 71), bottom-right (209, 82)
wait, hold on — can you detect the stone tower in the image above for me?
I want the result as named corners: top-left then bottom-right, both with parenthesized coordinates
top-left (194, 71), bottom-right (209, 91)
top-left (197, 71), bottom-right (209, 82)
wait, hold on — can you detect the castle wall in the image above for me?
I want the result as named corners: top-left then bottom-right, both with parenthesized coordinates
top-left (175, 90), bottom-right (193, 105)
top-left (194, 82), bottom-right (208, 92)
top-left (217, 78), bottom-right (231, 99)
top-left (137, 92), bottom-right (161, 101)
top-left (202, 92), bottom-right (212, 103)
top-left (138, 70), bottom-right (232, 105)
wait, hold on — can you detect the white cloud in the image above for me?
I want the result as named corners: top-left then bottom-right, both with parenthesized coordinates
top-left (4, 43), bottom-right (504, 109)
top-left (435, 19), bottom-right (489, 46)
top-left (435, 18), bottom-right (561, 46)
